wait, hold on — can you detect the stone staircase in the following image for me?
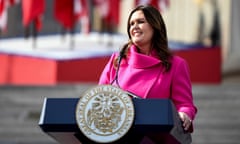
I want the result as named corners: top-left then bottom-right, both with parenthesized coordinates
top-left (0, 82), bottom-right (240, 144)
top-left (192, 83), bottom-right (240, 144)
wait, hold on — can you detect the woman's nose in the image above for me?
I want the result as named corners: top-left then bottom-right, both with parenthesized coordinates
top-left (132, 23), bottom-right (139, 29)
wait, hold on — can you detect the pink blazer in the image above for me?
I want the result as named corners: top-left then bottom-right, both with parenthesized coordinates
top-left (99, 45), bottom-right (197, 121)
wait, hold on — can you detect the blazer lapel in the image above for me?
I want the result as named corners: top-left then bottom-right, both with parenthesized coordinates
top-left (118, 45), bottom-right (164, 98)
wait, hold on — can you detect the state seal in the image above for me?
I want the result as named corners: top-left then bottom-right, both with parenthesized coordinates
top-left (75, 85), bottom-right (135, 143)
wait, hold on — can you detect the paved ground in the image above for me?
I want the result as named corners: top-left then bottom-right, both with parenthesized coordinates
top-left (0, 74), bottom-right (240, 144)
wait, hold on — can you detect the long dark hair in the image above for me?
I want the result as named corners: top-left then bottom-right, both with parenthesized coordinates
top-left (117, 5), bottom-right (172, 71)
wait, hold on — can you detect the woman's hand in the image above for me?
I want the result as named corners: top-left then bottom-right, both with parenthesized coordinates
top-left (178, 112), bottom-right (192, 131)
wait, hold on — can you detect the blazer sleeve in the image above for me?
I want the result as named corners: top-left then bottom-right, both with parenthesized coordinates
top-left (171, 57), bottom-right (198, 121)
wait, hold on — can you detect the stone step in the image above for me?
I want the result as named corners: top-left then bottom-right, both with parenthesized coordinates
top-left (0, 83), bottom-right (240, 144)
top-left (191, 84), bottom-right (240, 144)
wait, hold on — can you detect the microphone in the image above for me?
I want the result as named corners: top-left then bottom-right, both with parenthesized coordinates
top-left (126, 91), bottom-right (142, 99)
top-left (110, 54), bottom-right (122, 87)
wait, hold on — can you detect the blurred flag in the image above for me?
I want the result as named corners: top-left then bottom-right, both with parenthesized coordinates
top-left (94, 0), bottom-right (109, 19)
top-left (158, 0), bottom-right (169, 12)
top-left (9, 0), bottom-right (20, 5)
top-left (54, 0), bottom-right (90, 33)
top-left (74, 0), bottom-right (90, 34)
top-left (135, 0), bottom-right (170, 12)
top-left (54, 0), bottom-right (75, 30)
top-left (135, 0), bottom-right (158, 9)
top-left (0, 0), bottom-right (20, 32)
top-left (94, 0), bottom-right (120, 26)
top-left (22, 0), bottom-right (45, 31)
top-left (108, 0), bottom-right (120, 25)
top-left (0, 0), bottom-right (7, 32)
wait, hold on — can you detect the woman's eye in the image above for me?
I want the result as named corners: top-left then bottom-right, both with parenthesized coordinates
top-left (130, 19), bottom-right (146, 26)
top-left (130, 22), bottom-right (135, 26)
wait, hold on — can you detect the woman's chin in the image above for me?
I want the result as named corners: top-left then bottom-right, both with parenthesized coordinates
top-left (132, 40), bottom-right (143, 46)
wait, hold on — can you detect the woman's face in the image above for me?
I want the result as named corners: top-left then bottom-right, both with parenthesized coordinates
top-left (129, 10), bottom-right (154, 53)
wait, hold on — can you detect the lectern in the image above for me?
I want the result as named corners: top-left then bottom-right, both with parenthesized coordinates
top-left (39, 98), bottom-right (191, 144)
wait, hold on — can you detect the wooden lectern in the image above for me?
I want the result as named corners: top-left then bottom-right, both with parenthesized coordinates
top-left (39, 98), bottom-right (191, 144)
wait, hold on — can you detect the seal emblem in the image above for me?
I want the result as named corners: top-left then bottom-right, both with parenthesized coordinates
top-left (75, 85), bottom-right (135, 143)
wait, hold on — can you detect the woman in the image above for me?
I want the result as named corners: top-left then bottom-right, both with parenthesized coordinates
top-left (99, 5), bottom-right (197, 143)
